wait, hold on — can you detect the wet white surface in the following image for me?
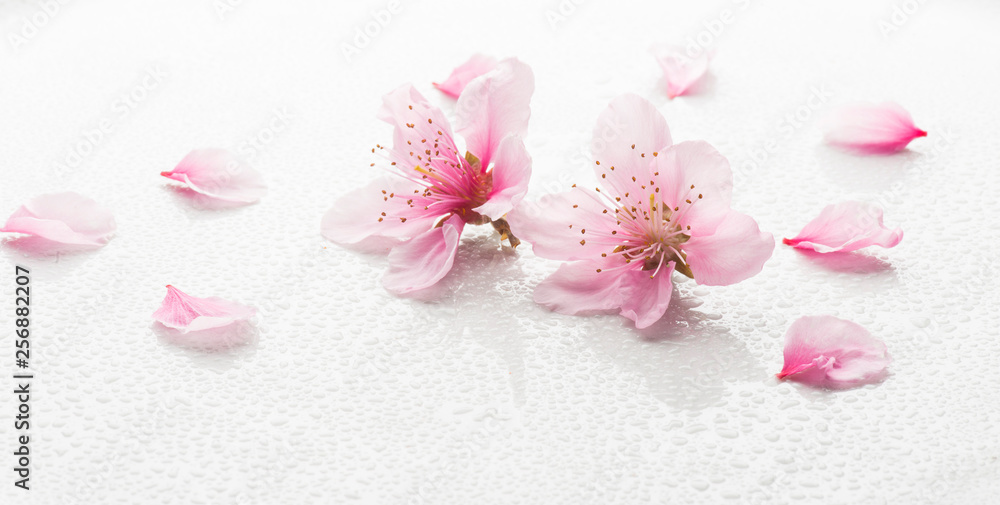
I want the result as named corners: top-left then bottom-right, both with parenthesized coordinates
top-left (1, 0), bottom-right (999, 503)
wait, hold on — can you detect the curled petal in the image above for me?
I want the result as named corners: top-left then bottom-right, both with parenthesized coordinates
top-left (654, 45), bottom-right (711, 99)
top-left (783, 201), bottom-right (903, 253)
top-left (777, 315), bottom-right (891, 389)
top-left (382, 215), bottom-right (465, 295)
top-left (591, 93), bottom-right (672, 197)
top-left (505, 188), bottom-right (618, 262)
top-left (456, 58), bottom-right (534, 168)
top-left (618, 264), bottom-right (675, 329)
top-left (824, 102), bottom-right (927, 154)
top-left (162, 149), bottom-right (266, 204)
top-left (684, 210), bottom-right (774, 286)
top-left (533, 258), bottom-right (628, 316)
top-left (321, 177), bottom-right (437, 246)
top-left (152, 285), bottom-right (256, 333)
top-left (1, 192), bottom-right (116, 246)
top-left (433, 54), bottom-right (498, 99)
top-left (475, 135), bottom-right (531, 220)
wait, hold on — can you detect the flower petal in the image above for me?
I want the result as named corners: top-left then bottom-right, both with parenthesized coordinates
top-left (533, 258), bottom-right (628, 315)
top-left (382, 215), bottom-right (465, 295)
top-left (683, 210), bottom-right (774, 286)
top-left (152, 285), bottom-right (256, 333)
top-left (161, 149), bottom-right (266, 204)
top-left (505, 188), bottom-right (618, 262)
top-left (823, 101), bottom-right (927, 154)
top-left (783, 201), bottom-right (903, 253)
top-left (378, 83), bottom-right (462, 169)
top-left (475, 135), bottom-right (532, 220)
top-left (433, 54), bottom-right (498, 99)
top-left (455, 58), bottom-right (534, 168)
top-left (618, 264), bottom-right (675, 329)
top-left (654, 45), bottom-right (711, 99)
top-left (1, 192), bottom-right (116, 246)
top-left (591, 93), bottom-right (672, 197)
top-left (652, 140), bottom-right (734, 237)
top-left (777, 315), bottom-right (891, 389)
top-left (321, 176), bottom-right (437, 246)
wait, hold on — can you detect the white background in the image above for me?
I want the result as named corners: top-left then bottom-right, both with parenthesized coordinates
top-left (1, 0), bottom-right (999, 503)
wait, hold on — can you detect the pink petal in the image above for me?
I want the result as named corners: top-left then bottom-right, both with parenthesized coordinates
top-left (433, 54), bottom-right (498, 99)
top-left (783, 201), bottom-right (903, 253)
top-left (618, 264), bottom-right (675, 329)
top-left (321, 176), bottom-right (437, 246)
top-left (654, 45), bottom-right (711, 99)
top-left (475, 135), bottom-right (532, 220)
top-left (382, 215), bottom-right (465, 295)
top-left (1, 192), bottom-right (116, 246)
top-left (162, 149), bottom-right (267, 204)
top-left (824, 102), bottom-right (927, 154)
top-left (533, 258), bottom-right (627, 315)
top-left (504, 188), bottom-right (618, 262)
top-left (455, 58), bottom-right (534, 168)
top-left (591, 93), bottom-right (672, 197)
top-left (652, 140), bottom-right (734, 237)
top-left (777, 315), bottom-right (891, 389)
top-left (683, 210), bottom-right (775, 286)
top-left (378, 84), bottom-right (458, 163)
top-left (152, 285), bottom-right (256, 333)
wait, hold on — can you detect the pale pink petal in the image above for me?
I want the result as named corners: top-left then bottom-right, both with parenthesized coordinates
top-left (474, 135), bottom-right (532, 220)
top-left (777, 315), bottom-right (891, 389)
top-left (1, 192), bottom-right (116, 246)
top-left (683, 210), bottom-right (774, 286)
top-left (152, 285), bottom-right (256, 333)
top-left (618, 264), bottom-right (675, 329)
top-left (533, 258), bottom-right (627, 315)
top-left (321, 176), bottom-right (438, 246)
top-left (455, 58), bottom-right (534, 168)
top-left (162, 149), bottom-right (266, 204)
top-left (824, 102), bottom-right (927, 154)
top-left (591, 93), bottom-right (672, 197)
top-left (654, 45), bottom-right (710, 99)
top-left (652, 140), bottom-right (733, 237)
top-left (382, 215), bottom-right (465, 295)
top-left (378, 84), bottom-right (459, 163)
top-left (505, 188), bottom-right (618, 262)
top-left (783, 201), bottom-right (903, 253)
top-left (433, 54), bottom-right (498, 99)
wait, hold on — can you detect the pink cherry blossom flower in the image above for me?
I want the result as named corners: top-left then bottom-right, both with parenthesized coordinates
top-left (654, 45), bottom-right (711, 99)
top-left (322, 58), bottom-right (534, 295)
top-left (153, 285), bottom-right (256, 333)
top-left (777, 315), bottom-right (891, 389)
top-left (161, 148), bottom-right (267, 204)
top-left (823, 101), bottom-right (927, 154)
top-left (506, 94), bottom-right (774, 329)
top-left (783, 201), bottom-right (902, 253)
top-left (433, 54), bottom-right (498, 99)
top-left (1, 192), bottom-right (116, 247)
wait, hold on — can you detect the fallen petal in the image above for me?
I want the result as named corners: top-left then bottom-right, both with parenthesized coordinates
top-left (152, 285), bottom-right (256, 333)
top-left (162, 149), bottom-right (267, 204)
top-left (824, 102), bottom-right (927, 154)
top-left (654, 45), bottom-right (711, 99)
top-left (1, 192), bottom-right (116, 246)
top-left (783, 201), bottom-right (902, 253)
top-left (777, 315), bottom-right (891, 389)
top-left (433, 54), bottom-right (498, 98)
